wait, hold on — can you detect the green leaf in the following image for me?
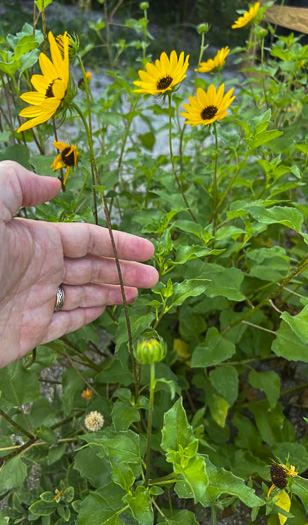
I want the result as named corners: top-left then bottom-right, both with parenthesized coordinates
top-left (246, 205), bottom-right (303, 232)
top-left (111, 462), bottom-right (135, 492)
top-left (272, 443), bottom-right (308, 474)
top-left (0, 360), bottom-right (40, 408)
top-left (201, 264), bottom-right (245, 301)
top-left (14, 35), bottom-right (39, 60)
top-left (157, 510), bottom-right (199, 524)
top-left (272, 321), bottom-right (308, 362)
top-left (249, 370), bottom-right (280, 409)
top-left (139, 131), bottom-right (155, 150)
top-left (206, 388), bottom-right (230, 428)
top-left (34, 0), bottom-right (53, 11)
top-left (125, 486), bottom-right (153, 525)
top-left (0, 145), bottom-right (31, 169)
top-left (209, 366), bottom-right (238, 406)
top-left (81, 429), bottom-right (141, 465)
top-left (191, 328), bottom-right (236, 368)
top-left (111, 401), bottom-right (140, 431)
top-left (176, 457), bottom-right (263, 508)
top-left (161, 398), bottom-right (194, 453)
top-left (173, 455), bottom-right (209, 504)
top-left (281, 305), bottom-right (308, 344)
top-left (29, 500), bottom-right (56, 516)
top-left (76, 483), bottom-right (126, 525)
top-left (74, 447), bottom-right (111, 488)
top-left (252, 130), bottom-right (283, 149)
top-left (292, 477), bottom-right (308, 508)
top-left (0, 456), bottom-right (28, 496)
top-left (169, 279), bottom-right (210, 308)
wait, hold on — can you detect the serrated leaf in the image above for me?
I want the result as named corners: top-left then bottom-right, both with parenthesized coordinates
top-left (281, 305), bottom-right (308, 344)
top-left (125, 486), bottom-right (153, 525)
top-left (0, 456), bottom-right (28, 496)
top-left (0, 360), bottom-right (40, 408)
top-left (252, 130), bottom-right (283, 149)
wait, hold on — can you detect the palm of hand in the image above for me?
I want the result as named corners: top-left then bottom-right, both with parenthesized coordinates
top-left (0, 218), bottom-right (63, 363)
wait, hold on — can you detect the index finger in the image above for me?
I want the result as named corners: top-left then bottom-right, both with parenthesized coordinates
top-left (52, 222), bottom-right (155, 262)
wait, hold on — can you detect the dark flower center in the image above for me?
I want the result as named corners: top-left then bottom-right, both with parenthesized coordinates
top-left (157, 75), bottom-right (173, 90)
top-left (201, 105), bottom-right (218, 120)
top-left (61, 147), bottom-right (75, 166)
top-left (45, 78), bottom-right (61, 98)
top-left (270, 464), bottom-right (287, 489)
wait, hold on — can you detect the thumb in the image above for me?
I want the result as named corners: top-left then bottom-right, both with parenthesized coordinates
top-left (0, 160), bottom-right (61, 222)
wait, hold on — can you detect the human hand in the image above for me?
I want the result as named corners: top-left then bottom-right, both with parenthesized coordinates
top-left (0, 161), bottom-right (158, 368)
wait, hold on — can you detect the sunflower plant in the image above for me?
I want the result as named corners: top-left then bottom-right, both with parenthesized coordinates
top-left (0, 1), bottom-right (308, 524)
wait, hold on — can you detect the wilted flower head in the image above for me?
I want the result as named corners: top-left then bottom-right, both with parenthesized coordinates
top-left (84, 411), bottom-right (104, 432)
top-left (51, 141), bottom-right (79, 184)
top-left (267, 462), bottom-right (298, 498)
top-left (81, 388), bottom-right (93, 400)
top-left (133, 50), bottom-right (189, 96)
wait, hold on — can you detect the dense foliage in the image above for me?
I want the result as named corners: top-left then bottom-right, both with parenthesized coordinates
top-left (0, 1), bottom-right (307, 524)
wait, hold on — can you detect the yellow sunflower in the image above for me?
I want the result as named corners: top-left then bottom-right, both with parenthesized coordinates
top-left (196, 47), bottom-right (230, 73)
top-left (231, 2), bottom-right (260, 29)
top-left (51, 141), bottom-right (78, 184)
top-left (133, 50), bottom-right (189, 95)
top-left (181, 84), bottom-right (235, 126)
top-left (17, 31), bottom-right (69, 133)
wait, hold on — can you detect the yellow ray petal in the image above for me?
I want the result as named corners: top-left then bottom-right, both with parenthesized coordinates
top-left (39, 53), bottom-right (58, 81)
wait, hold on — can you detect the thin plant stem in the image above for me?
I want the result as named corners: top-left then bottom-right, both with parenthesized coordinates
top-left (0, 71), bottom-right (16, 142)
top-left (103, 0), bottom-right (113, 68)
top-left (145, 362), bottom-right (155, 487)
top-left (212, 122), bottom-right (219, 234)
top-left (0, 407), bottom-right (34, 441)
top-left (197, 32), bottom-right (205, 69)
top-left (41, 0), bottom-right (48, 55)
top-left (71, 73), bottom-right (138, 399)
top-left (76, 54), bottom-right (98, 223)
top-left (260, 37), bottom-right (269, 109)
top-left (168, 93), bottom-right (197, 222)
top-left (52, 117), bottom-right (65, 191)
top-left (222, 256), bottom-right (308, 336)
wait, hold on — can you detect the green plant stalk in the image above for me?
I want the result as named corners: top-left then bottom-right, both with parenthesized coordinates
top-left (142, 6), bottom-right (148, 61)
top-left (145, 362), bottom-right (156, 487)
top-left (212, 122), bottom-right (219, 234)
top-left (260, 37), bottom-right (269, 109)
top-left (0, 71), bottom-right (16, 143)
top-left (76, 54), bottom-right (98, 223)
top-left (103, 0), bottom-right (113, 68)
top-left (168, 93), bottom-right (197, 222)
top-left (41, 0), bottom-right (48, 55)
top-left (197, 32), bottom-right (205, 69)
top-left (72, 63), bottom-right (138, 399)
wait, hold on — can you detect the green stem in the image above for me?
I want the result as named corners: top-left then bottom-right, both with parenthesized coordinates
top-left (71, 80), bottom-right (138, 400)
top-left (197, 32), bottom-right (205, 69)
top-left (76, 55), bottom-right (98, 223)
top-left (212, 122), bottom-right (219, 234)
top-left (145, 362), bottom-right (155, 487)
top-left (260, 37), bottom-right (269, 109)
top-left (168, 93), bottom-right (197, 222)
top-left (41, 0), bottom-right (48, 55)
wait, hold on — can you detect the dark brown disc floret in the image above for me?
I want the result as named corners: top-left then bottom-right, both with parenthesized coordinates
top-left (61, 148), bottom-right (75, 166)
top-left (201, 105), bottom-right (218, 120)
top-left (157, 75), bottom-right (173, 90)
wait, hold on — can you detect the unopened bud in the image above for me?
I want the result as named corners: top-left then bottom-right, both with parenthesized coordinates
top-left (140, 2), bottom-right (149, 9)
top-left (197, 23), bottom-right (210, 35)
top-left (135, 338), bottom-right (166, 364)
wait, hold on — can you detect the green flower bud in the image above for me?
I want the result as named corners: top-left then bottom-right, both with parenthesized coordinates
top-left (253, 27), bottom-right (268, 39)
top-left (197, 23), bottom-right (210, 35)
top-left (135, 338), bottom-right (166, 364)
top-left (140, 2), bottom-right (149, 10)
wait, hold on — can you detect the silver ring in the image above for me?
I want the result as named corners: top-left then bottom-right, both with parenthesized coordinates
top-left (54, 287), bottom-right (65, 312)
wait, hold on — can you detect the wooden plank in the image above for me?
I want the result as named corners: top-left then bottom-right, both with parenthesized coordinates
top-left (264, 5), bottom-right (308, 34)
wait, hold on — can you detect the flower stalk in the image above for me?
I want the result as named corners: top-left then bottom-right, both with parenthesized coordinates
top-left (145, 362), bottom-right (156, 487)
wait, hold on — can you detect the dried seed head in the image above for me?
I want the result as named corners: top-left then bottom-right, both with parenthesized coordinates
top-left (270, 463), bottom-right (287, 489)
top-left (84, 411), bottom-right (104, 432)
